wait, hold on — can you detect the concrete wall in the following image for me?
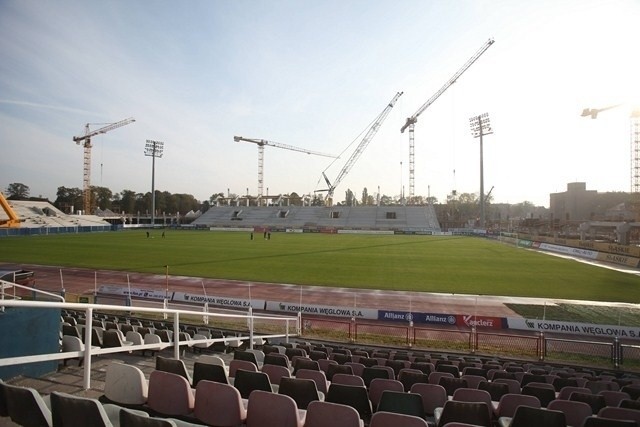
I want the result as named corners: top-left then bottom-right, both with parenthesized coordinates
top-left (0, 307), bottom-right (60, 380)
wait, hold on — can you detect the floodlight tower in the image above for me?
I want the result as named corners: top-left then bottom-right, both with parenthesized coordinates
top-left (400, 39), bottom-right (494, 199)
top-left (469, 113), bottom-right (493, 229)
top-left (145, 140), bottom-right (164, 228)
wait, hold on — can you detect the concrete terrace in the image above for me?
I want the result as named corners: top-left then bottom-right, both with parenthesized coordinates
top-left (192, 205), bottom-right (441, 232)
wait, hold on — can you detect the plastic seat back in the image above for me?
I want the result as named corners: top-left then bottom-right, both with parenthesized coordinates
top-left (193, 362), bottom-right (229, 386)
top-left (598, 406), bottom-right (640, 424)
top-left (147, 370), bottom-right (194, 417)
top-left (155, 356), bottom-right (192, 385)
top-left (51, 391), bottom-right (113, 427)
top-left (194, 380), bottom-right (246, 426)
top-left (410, 383), bottom-right (447, 416)
top-left (229, 359), bottom-right (259, 378)
top-left (326, 383), bottom-right (372, 424)
top-left (261, 363), bottom-right (291, 386)
top-left (331, 373), bottom-right (365, 387)
top-left (278, 377), bottom-right (321, 410)
top-left (399, 369), bottom-right (429, 391)
top-left (1, 382), bottom-right (52, 427)
top-left (569, 392), bottom-right (606, 414)
top-left (507, 405), bottom-right (566, 427)
top-left (370, 411), bottom-right (428, 427)
top-left (104, 362), bottom-right (148, 405)
top-left (377, 390), bottom-right (424, 418)
top-left (436, 400), bottom-right (491, 427)
top-left (304, 400), bottom-right (363, 427)
top-left (369, 378), bottom-right (404, 409)
top-left (495, 393), bottom-right (541, 419)
top-left (120, 408), bottom-right (177, 427)
top-left (246, 390), bottom-right (304, 427)
top-left (296, 369), bottom-right (329, 395)
top-left (233, 369), bottom-right (273, 399)
top-left (547, 399), bottom-right (592, 427)
top-left (478, 380), bottom-right (509, 402)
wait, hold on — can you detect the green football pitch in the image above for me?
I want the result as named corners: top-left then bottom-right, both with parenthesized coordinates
top-left (1, 230), bottom-right (638, 303)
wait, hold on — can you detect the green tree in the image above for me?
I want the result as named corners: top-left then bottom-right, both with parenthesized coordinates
top-left (289, 192), bottom-right (302, 206)
top-left (54, 186), bottom-right (83, 213)
top-left (311, 193), bottom-right (325, 206)
top-left (119, 190), bottom-right (136, 213)
top-left (361, 187), bottom-right (369, 205)
top-left (5, 182), bottom-right (30, 199)
top-left (173, 193), bottom-right (199, 213)
top-left (408, 195), bottom-right (425, 205)
top-left (134, 192), bottom-right (149, 214)
top-left (344, 189), bottom-right (355, 206)
top-left (426, 196), bottom-right (438, 204)
top-left (209, 192), bottom-right (225, 205)
top-left (379, 194), bottom-right (393, 206)
top-left (91, 186), bottom-right (113, 210)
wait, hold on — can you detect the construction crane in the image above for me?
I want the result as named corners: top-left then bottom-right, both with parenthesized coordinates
top-left (581, 104), bottom-right (621, 119)
top-left (318, 91), bottom-right (404, 205)
top-left (0, 192), bottom-right (20, 228)
top-left (400, 38), bottom-right (495, 199)
top-left (234, 136), bottom-right (337, 201)
top-left (73, 117), bottom-right (135, 214)
top-left (581, 105), bottom-right (640, 220)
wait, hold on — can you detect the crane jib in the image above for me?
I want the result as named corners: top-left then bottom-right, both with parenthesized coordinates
top-left (400, 38), bottom-right (494, 133)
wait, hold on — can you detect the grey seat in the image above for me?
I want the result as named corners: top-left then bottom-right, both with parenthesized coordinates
top-left (0, 381), bottom-right (52, 427)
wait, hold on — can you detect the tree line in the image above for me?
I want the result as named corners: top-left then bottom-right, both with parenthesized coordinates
top-left (4, 182), bottom-right (204, 215)
top-left (4, 182), bottom-right (548, 225)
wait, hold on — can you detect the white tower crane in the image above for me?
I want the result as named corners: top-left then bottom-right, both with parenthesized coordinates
top-left (318, 91), bottom-right (403, 206)
top-left (580, 104), bottom-right (640, 194)
top-left (233, 136), bottom-right (337, 202)
top-left (72, 117), bottom-right (135, 214)
top-left (400, 38), bottom-right (495, 199)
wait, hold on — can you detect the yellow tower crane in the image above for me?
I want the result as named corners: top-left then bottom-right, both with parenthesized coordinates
top-left (73, 117), bottom-right (135, 214)
top-left (0, 192), bottom-right (20, 228)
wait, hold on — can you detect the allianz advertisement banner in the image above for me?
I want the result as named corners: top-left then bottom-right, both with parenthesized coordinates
top-left (378, 310), bottom-right (457, 326)
top-left (508, 318), bottom-right (640, 340)
top-left (378, 310), bottom-right (507, 329)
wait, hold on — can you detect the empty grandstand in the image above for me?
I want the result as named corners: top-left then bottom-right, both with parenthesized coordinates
top-left (0, 199), bottom-right (111, 236)
top-left (191, 206), bottom-right (441, 233)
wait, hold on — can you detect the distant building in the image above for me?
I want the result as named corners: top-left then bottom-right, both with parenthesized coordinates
top-left (550, 182), bottom-right (631, 222)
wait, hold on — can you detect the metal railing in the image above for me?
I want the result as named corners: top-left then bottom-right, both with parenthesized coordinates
top-left (1, 279), bottom-right (65, 311)
top-left (300, 316), bottom-right (639, 370)
top-left (0, 299), bottom-right (298, 389)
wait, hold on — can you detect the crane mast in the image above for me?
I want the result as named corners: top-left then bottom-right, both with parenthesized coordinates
top-left (319, 91), bottom-right (403, 205)
top-left (234, 136), bottom-right (337, 201)
top-left (401, 38), bottom-right (494, 199)
top-left (73, 117), bottom-right (135, 214)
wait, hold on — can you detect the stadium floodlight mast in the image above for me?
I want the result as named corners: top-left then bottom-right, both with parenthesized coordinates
top-left (144, 140), bottom-right (164, 229)
top-left (469, 113), bottom-right (493, 229)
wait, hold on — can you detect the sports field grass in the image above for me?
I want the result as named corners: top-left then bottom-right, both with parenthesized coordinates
top-left (1, 230), bottom-right (639, 303)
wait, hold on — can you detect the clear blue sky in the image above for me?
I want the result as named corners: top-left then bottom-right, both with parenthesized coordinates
top-left (1, 0), bottom-right (638, 208)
